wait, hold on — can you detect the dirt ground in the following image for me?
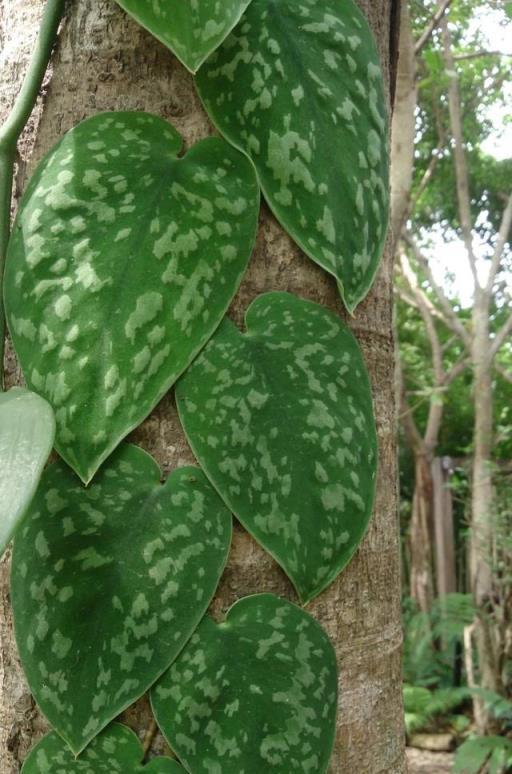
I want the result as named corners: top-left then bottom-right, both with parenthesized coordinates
top-left (407, 747), bottom-right (454, 773)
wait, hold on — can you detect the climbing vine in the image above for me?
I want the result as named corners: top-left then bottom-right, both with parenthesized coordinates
top-left (0, 1), bottom-right (389, 772)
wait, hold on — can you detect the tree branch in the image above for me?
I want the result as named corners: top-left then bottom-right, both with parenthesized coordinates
top-left (409, 144), bottom-right (444, 218)
top-left (495, 362), bottom-right (512, 385)
top-left (415, 0), bottom-right (452, 55)
top-left (490, 312), bottom-right (512, 360)
top-left (440, 16), bottom-right (479, 284)
top-left (399, 250), bottom-right (454, 450)
top-left (395, 284), bottom-right (420, 311)
top-left (486, 193), bottom-right (512, 295)
top-left (403, 232), bottom-right (471, 347)
top-left (453, 50), bottom-right (512, 62)
top-left (397, 357), bottom-right (425, 453)
top-left (396, 247), bottom-right (454, 331)
top-left (443, 355), bottom-right (470, 386)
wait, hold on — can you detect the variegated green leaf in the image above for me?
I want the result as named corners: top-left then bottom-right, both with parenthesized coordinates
top-left (5, 111), bottom-right (259, 484)
top-left (0, 387), bottom-right (55, 556)
top-left (114, 0), bottom-right (254, 73)
top-left (196, 0), bottom-right (389, 313)
top-left (22, 723), bottom-right (185, 773)
top-left (11, 444), bottom-right (232, 755)
top-left (176, 292), bottom-right (377, 603)
top-left (152, 593), bottom-right (337, 773)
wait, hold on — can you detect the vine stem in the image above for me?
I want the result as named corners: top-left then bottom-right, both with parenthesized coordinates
top-left (142, 717), bottom-right (158, 758)
top-left (0, 0), bottom-right (66, 390)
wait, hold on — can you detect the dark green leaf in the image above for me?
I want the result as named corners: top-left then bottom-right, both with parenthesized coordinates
top-left (22, 723), bottom-right (185, 773)
top-left (196, 0), bottom-right (389, 312)
top-left (152, 593), bottom-right (337, 773)
top-left (0, 387), bottom-right (55, 556)
top-left (5, 111), bottom-right (259, 484)
top-left (176, 292), bottom-right (377, 603)
top-left (11, 444), bottom-right (232, 754)
top-left (114, 0), bottom-right (254, 73)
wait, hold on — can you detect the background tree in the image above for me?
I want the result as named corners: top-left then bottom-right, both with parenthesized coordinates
top-left (0, 1), bottom-right (405, 772)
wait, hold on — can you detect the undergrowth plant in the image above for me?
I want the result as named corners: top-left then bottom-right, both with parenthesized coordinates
top-left (0, 1), bottom-right (390, 771)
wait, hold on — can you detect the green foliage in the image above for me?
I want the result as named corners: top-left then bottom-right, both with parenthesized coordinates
top-left (453, 735), bottom-right (512, 774)
top-left (22, 723), bottom-right (185, 773)
top-left (411, 0), bottom-right (512, 245)
top-left (151, 594), bottom-right (337, 774)
top-left (469, 689), bottom-right (512, 726)
top-left (403, 685), bottom-right (432, 734)
top-left (403, 684), bottom-right (469, 735)
top-left (5, 111), bottom-right (259, 484)
top-left (177, 292), bottom-right (377, 603)
top-left (11, 445), bottom-right (232, 754)
top-left (403, 594), bottom-right (475, 687)
top-left (196, 0), bottom-right (389, 313)
top-left (452, 693), bottom-right (512, 774)
top-left (114, 0), bottom-right (254, 72)
top-left (0, 387), bottom-right (55, 555)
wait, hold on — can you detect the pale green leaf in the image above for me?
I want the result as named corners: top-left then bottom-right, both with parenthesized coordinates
top-left (454, 736), bottom-right (512, 774)
top-left (176, 292), bottom-right (377, 603)
top-left (5, 111), bottom-right (259, 484)
top-left (114, 0), bottom-right (254, 73)
top-left (152, 593), bottom-right (337, 773)
top-left (0, 387), bottom-right (55, 556)
top-left (196, 0), bottom-right (389, 312)
top-left (22, 723), bottom-right (185, 773)
top-left (11, 444), bottom-right (232, 754)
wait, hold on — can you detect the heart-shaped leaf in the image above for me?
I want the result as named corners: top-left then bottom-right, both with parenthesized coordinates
top-left (0, 387), bottom-right (55, 556)
top-left (22, 723), bottom-right (185, 773)
top-left (114, 0), bottom-right (254, 73)
top-left (11, 444), bottom-right (232, 754)
top-left (5, 111), bottom-right (259, 484)
top-left (152, 593), bottom-right (338, 773)
top-left (176, 292), bottom-right (377, 603)
top-left (196, 0), bottom-right (389, 313)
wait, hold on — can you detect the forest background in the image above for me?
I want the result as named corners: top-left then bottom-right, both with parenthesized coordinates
top-left (394, 0), bottom-right (512, 771)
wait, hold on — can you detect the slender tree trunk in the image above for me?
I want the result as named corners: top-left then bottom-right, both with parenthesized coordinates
top-left (391, 5), bottom-right (436, 616)
top-left (0, 1), bottom-right (405, 772)
top-left (471, 298), bottom-right (494, 605)
top-left (390, 0), bottom-right (416, 244)
top-left (432, 457), bottom-right (456, 599)
top-left (409, 452), bottom-right (436, 613)
top-left (470, 293), bottom-right (500, 732)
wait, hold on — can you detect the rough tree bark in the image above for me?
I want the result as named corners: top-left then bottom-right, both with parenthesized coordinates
top-left (0, 1), bottom-right (405, 772)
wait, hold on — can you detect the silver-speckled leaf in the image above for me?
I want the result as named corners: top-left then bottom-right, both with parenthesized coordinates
top-left (11, 444), bottom-right (232, 755)
top-left (114, 0), bottom-right (254, 73)
top-left (176, 292), bottom-right (377, 603)
top-left (0, 387), bottom-right (55, 556)
top-left (152, 593), bottom-right (338, 773)
top-left (196, 0), bottom-right (389, 313)
top-left (22, 723), bottom-right (185, 773)
top-left (5, 111), bottom-right (259, 484)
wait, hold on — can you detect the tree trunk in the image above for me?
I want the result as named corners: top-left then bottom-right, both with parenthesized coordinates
top-left (432, 457), bottom-right (456, 600)
top-left (390, 0), bottom-right (416, 244)
top-left (470, 293), bottom-right (500, 733)
top-left (409, 452), bottom-right (435, 614)
top-left (0, 1), bottom-right (405, 772)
